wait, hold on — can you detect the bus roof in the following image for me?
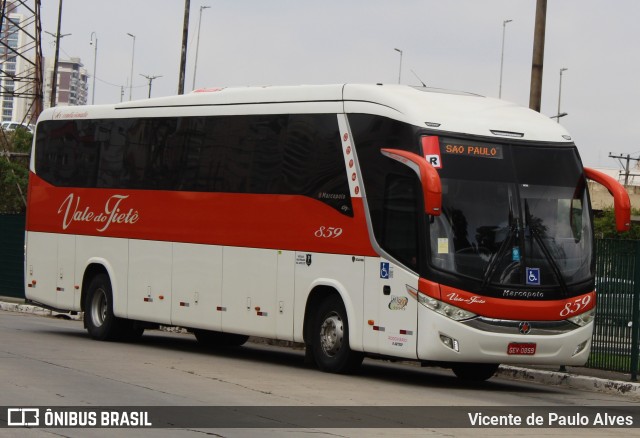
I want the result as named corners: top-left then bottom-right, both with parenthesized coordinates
top-left (40, 84), bottom-right (572, 143)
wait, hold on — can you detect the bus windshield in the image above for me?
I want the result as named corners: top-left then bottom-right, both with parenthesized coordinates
top-left (428, 138), bottom-right (592, 293)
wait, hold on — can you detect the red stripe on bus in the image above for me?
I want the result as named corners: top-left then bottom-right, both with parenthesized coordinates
top-left (25, 173), bottom-right (376, 256)
top-left (438, 285), bottom-right (596, 321)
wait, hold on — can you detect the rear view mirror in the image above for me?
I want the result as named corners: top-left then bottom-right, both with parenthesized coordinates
top-left (584, 167), bottom-right (631, 232)
top-left (381, 148), bottom-right (441, 216)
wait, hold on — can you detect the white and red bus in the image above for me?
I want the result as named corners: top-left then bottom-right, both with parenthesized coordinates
top-left (25, 84), bottom-right (630, 381)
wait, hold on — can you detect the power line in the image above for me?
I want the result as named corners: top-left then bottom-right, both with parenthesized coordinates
top-left (609, 152), bottom-right (640, 186)
top-left (95, 76), bottom-right (146, 89)
top-left (140, 74), bottom-right (162, 98)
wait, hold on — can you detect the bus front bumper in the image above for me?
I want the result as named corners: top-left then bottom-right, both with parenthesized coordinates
top-left (417, 309), bottom-right (593, 365)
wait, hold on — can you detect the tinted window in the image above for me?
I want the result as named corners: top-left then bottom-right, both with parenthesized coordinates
top-left (35, 114), bottom-right (352, 215)
top-left (349, 114), bottom-right (422, 267)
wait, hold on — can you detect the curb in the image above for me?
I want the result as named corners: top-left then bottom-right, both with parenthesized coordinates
top-left (497, 365), bottom-right (640, 399)
top-left (2, 299), bottom-right (639, 399)
top-left (0, 300), bottom-right (82, 320)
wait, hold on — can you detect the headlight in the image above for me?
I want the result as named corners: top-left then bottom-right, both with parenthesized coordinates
top-left (568, 308), bottom-right (595, 327)
top-left (417, 293), bottom-right (476, 321)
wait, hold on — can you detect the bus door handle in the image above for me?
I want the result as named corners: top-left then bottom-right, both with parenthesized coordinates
top-left (383, 286), bottom-right (391, 295)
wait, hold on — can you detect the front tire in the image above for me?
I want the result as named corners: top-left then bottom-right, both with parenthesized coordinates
top-left (311, 295), bottom-right (363, 374)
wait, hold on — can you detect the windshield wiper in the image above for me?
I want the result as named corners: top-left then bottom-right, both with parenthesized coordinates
top-left (481, 223), bottom-right (517, 290)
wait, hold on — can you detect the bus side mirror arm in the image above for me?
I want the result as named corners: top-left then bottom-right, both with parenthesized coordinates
top-left (584, 167), bottom-right (631, 232)
top-left (381, 148), bottom-right (442, 216)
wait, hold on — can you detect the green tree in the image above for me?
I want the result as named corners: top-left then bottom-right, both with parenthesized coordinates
top-left (11, 127), bottom-right (34, 153)
top-left (593, 207), bottom-right (640, 240)
top-left (0, 129), bottom-right (31, 213)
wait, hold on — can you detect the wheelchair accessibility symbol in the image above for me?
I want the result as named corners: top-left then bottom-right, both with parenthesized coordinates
top-left (380, 262), bottom-right (390, 279)
top-left (526, 267), bottom-right (540, 285)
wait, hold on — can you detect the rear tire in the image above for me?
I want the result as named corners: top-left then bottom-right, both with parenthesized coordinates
top-left (311, 295), bottom-right (363, 374)
top-left (85, 273), bottom-right (122, 341)
top-left (451, 363), bottom-right (499, 381)
top-left (194, 329), bottom-right (249, 348)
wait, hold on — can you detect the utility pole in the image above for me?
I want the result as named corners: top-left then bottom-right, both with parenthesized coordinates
top-left (178, 0), bottom-right (190, 94)
top-left (140, 74), bottom-right (162, 98)
top-left (529, 0), bottom-right (547, 112)
top-left (50, 0), bottom-right (64, 108)
top-left (609, 153), bottom-right (640, 186)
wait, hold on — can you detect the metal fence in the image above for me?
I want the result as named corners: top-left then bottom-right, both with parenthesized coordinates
top-left (1, 214), bottom-right (640, 377)
top-left (0, 213), bottom-right (25, 298)
top-left (588, 239), bottom-right (640, 379)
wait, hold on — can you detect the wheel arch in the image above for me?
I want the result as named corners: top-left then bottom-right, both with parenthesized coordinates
top-left (302, 279), bottom-right (361, 351)
top-left (80, 258), bottom-right (121, 316)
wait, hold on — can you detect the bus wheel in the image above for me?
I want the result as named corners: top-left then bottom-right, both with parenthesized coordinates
top-left (194, 329), bottom-right (249, 347)
top-left (451, 363), bottom-right (499, 381)
top-left (85, 273), bottom-right (121, 341)
top-left (312, 295), bottom-right (363, 374)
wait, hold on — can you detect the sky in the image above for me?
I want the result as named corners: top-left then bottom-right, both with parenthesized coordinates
top-left (38, 0), bottom-right (640, 169)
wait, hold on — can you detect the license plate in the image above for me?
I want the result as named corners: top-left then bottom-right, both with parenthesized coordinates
top-left (507, 342), bottom-right (537, 355)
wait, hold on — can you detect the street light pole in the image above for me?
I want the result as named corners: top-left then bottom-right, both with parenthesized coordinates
top-left (557, 67), bottom-right (568, 123)
top-left (499, 19), bottom-right (512, 99)
top-left (90, 32), bottom-right (98, 104)
top-left (192, 5), bottom-right (210, 90)
top-left (127, 32), bottom-right (136, 101)
top-left (394, 48), bottom-right (403, 84)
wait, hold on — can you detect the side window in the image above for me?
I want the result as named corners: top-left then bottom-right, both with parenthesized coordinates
top-left (382, 175), bottom-right (420, 270)
top-left (35, 120), bottom-right (99, 187)
top-left (180, 116), bottom-right (225, 192)
top-left (96, 120), bottom-right (128, 188)
top-left (126, 117), bottom-right (180, 190)
top-left (349, 114), bottom-right (422, 268)
top-left (35, 114), bottom-right (352, 216)
top-left (284, 114), bottom-right (352, 215)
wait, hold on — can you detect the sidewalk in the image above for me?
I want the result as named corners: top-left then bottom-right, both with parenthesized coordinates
top-left (2, 295), bottom-right (640, 399)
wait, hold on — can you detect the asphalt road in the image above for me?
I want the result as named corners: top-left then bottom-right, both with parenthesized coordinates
top-left (1, 310), bottom-right (639, 437)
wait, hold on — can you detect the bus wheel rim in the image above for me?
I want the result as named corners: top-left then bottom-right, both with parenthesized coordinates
top-left (320, 312), bottom-right (343, 357)
top-left (91, 288), bottom-right (107, 327)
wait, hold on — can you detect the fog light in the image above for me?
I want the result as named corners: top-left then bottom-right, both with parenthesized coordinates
top-left (440, 334), bottom-right (459, 352)
top-left (573, 339), bottom-right (589, 356)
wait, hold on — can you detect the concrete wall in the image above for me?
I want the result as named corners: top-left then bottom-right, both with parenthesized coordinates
top-left (588, 181), bottom-right (640, 214)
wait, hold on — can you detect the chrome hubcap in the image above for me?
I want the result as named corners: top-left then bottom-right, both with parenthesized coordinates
top-left (90, 288), bottom-right (108, 327)
top-left (320, 312), bottom-right (343, 357)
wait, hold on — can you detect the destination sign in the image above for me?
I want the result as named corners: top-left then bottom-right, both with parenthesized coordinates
top-left (443, 143), bottom-right (503, 159)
